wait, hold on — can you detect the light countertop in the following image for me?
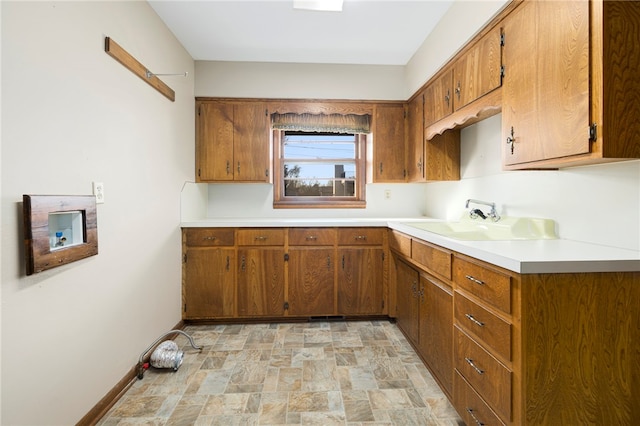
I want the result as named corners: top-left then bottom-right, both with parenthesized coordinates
top-left (181, 218), bottom-right (640, 274)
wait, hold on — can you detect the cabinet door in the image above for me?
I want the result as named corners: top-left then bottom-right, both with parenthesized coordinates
top-left (337, 248), bottom-right (384, 315)
top-left (418, 274), bottom-right (453, 396)
top-left (196, 102), bottom-right (234, 182)
top-left (424, 70), bottom-right (453, 127)
top-left (237, 248), bottom-right (285, 316)
top-left (288, 247), bottom-right (335, 316)
top-left (184, 248), bottom-right (235, 318)
top-left (406, 92), bottom-right (425, 182)
top-left (373, 104), bottom-right (406, 182)
top-left (233, 103), bottom-right (270, 182)
top-left (395, 259), bottom-right (420, 343)
top-left (502, 0), bottom-right (589, 166)
top-left (453, 26), bottom-right (502, 110)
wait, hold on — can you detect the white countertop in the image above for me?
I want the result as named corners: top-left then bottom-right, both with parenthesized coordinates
top-left (181, 218), bottom-right (640, 274)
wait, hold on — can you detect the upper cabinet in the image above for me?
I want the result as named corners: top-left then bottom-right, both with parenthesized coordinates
top-left (502, 0), bottom-right (640, 169)
top-left (196, 100), bottom-right (270, 182)
top-left (373, 103), bottom-right (407, 182)
top-left (424, 26), bottom-right (503, 133)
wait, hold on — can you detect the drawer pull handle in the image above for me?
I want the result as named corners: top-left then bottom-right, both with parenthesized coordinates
top-left (465, 313), bottom-right (485, 327)
top-left (355, 235), bottom-right (367, 241)
top-left (255, 236), bottom-right (268, 241)
top-left (306, 236), bottom-right (318, 241)
top-left (465, 357), bottom-right (484, 375)
top-left (465, 275), bottom-right (485, 285)
top-left (465, 408), bottom-right (485, 426)
top-left (203, 236), bottom-right (217, 241)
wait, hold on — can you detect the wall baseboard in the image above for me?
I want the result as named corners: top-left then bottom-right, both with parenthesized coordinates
top-left (77, 320), bottom-right (185, 426)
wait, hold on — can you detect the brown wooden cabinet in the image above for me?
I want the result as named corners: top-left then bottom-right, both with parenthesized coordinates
top-left (406, 91), bottom-right (425, 182)
top-left (373, 103), bottom-right (406, 182)
top-left (287, 228), bottom-right (336, 316)
top-left (196, 100), bottom-right (270, 182)
top-left (237, 229), bottom-right (285, 317)
top-left (337, 227), bottom-right (386, 315)
top-left (182, 228), bottom-right (235, 319)
top-left (395, 259), bottom-right (420, 344)
top-left (337, 247), bottom-right (384, 315)
top-left (418, 273), bottom-right (453, 396)
top-left (424, 26), bottom-right (502, 129)
top-left (502, 0), bottom-right (640, 169)
top-left (183, 226), bottom-right (387, 320)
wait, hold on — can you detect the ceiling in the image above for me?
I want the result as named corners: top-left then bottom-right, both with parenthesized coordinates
top-left (148, 0), bottom-right (455, 66)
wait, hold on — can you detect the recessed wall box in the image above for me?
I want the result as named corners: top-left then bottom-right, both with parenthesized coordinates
top-left (23, 195), bottom-right (98, 275)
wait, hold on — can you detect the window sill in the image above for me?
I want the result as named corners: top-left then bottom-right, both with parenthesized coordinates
top-left (274, 199), bottom-right (366, 209)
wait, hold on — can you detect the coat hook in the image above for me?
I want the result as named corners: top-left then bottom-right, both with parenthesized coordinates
top-left (145, 70), bottom-right (188, 78)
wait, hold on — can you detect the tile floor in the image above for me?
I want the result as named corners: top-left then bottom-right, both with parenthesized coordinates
top-left (97, 320), bottom-right (464, 425)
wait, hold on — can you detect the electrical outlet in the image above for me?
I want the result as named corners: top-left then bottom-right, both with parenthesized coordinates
top-left (93, 182), bottom-right (105, 204)
top-left (384, 189), bottom-right (391, 199)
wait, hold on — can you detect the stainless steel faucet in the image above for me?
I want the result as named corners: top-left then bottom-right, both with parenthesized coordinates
top-left (465, 199), bottom-right (501, 222)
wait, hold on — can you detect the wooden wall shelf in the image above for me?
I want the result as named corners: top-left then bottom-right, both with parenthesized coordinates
top-left (104, 36), bottom-right (176, 102)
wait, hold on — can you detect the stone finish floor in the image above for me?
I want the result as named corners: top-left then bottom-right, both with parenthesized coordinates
top-left (97, 321), bottom-right (464, 425)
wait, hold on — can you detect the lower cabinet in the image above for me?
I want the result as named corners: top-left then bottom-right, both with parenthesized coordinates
top-left (337, 247), bottom-right (385, 315)
top-left (183, 226), bottom-right (387, 320)
top-left (183, 248), bottom-right (235, 319)
top-left (236, 228), bottom-right (286, 317)
top-left (287, 247), bottom-right (335, 316)
top-left (393, 254), bottom-right (453, 397)
top-left (419, 273), bottom-right (453, 396)
top-left (395, 259), bottom-right (420, 343)
top-left (237, 246), bottom-right (286, 317)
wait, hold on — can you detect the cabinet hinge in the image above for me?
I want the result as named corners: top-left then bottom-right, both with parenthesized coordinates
top-left (381, 252), bottom-right (385, 261)
top-left (265, 108), bottom-right (269, 116)
top-left (265, 169), bottom-right (269, 177)
top-left (589, 123), bottom-right (598, 142)
top-left (500, 65), bottom-right (505, 79)
top-left (284, 253), bottom-right (289, 261)
top-left (183, 303), bottom-right (187, 313)
top-left (382, 300), bottom-right (385, 309)
top-left (183, 253), bottom-right (187, 263)
top-left (198, 105), bottom-right (201, 116)
top-left (284, 301), bottom-right (289, 310)
top-left (500, 32), bottom-right (505, 46)
top-left (198, 168), bottom-right (201, 177)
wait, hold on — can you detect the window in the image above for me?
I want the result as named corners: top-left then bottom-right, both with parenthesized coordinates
top-left (274, 131), bottom-right (366, 208)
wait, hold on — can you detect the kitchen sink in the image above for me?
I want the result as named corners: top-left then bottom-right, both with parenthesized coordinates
top-left (402, 215), bottom-right (557, 241)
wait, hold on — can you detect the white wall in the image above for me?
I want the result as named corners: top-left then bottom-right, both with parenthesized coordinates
top-left (1, 2), bottom-right (194, 424)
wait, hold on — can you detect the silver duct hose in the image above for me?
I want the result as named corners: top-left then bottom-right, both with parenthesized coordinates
top-left (137, 329), bottom-right (202, 379)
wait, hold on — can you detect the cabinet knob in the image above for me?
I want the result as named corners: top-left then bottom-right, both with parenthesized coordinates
top-left (444, 89), bottom-right (450, 107)
top-left (305, 235), bottom-right (318, 241)
top-left (455, 81), bottom-right (461, 100)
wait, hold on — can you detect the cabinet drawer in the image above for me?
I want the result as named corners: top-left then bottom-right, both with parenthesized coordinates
top-left (184, 228), bottom-right (234, 247)
top-left (411, 239), bottom-right (451, 280)
top-left (237, 228), bottom-right (285, 246)
top-left (454, 371), bottom-right (506, 426)
top-left (338, 228), bottom-right (384, 245)
top-left (289, 228), bottom-right (336, 246)
top-left (388, 230), bottom-right (411, 257)
top-left (454, 292), bottom-right (511, 360)
top-left (455, 327), bottom-right (511, 421)
top-left (454, 256), bottom-right (511, 314)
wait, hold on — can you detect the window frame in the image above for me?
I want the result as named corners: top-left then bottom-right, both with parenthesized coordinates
top-left (273, 130), bottom-right (367, 208)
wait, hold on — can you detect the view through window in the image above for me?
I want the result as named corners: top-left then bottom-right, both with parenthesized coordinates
top-left (283, 132), bottom-right (356, 197)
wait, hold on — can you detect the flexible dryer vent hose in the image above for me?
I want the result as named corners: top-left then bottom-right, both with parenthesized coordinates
top-left (137, 330), bottom-right (202, 379)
